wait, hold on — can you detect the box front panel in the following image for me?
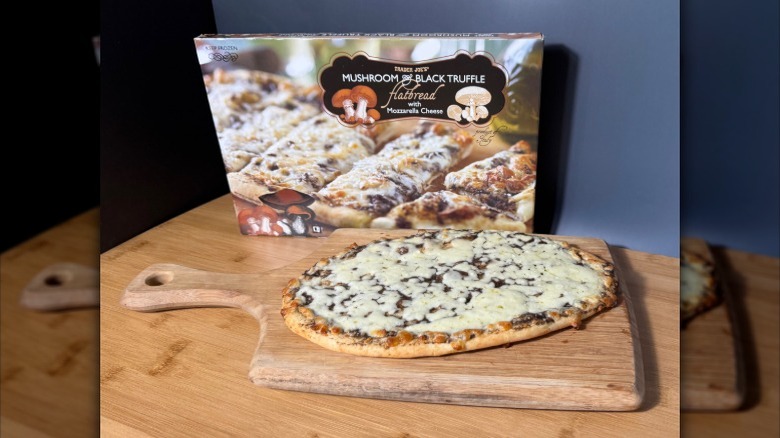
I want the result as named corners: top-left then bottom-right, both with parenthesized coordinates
top-left (195, 35), bottom-right (543, 237)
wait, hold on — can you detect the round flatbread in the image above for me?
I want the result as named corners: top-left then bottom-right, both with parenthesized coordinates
top-left (281, 229), bottom-right (618, 358)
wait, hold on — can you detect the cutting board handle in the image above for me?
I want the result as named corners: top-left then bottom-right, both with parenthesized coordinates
top-left (20, 263), bottom-right (99, 311)
top-left (122, 264), bottom-right (265, 315)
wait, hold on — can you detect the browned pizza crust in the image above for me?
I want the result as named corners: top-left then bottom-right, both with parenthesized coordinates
top-left (281, 301), bottom-right (598, 357)
top-left (281, 231), bottom-right (618, 358)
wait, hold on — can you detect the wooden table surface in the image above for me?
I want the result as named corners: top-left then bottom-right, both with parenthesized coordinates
top-left (1, 209), bottom-right (99, 437)
top-left (4, 198), bottom-right (775, 437)
top-left (100, 195), bottom-right (680, 437)
top-left (0, 197), bottom-right (780, 437)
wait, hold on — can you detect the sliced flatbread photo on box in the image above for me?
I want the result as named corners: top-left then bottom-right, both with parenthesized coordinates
top-left (444, 141), bottom-right (537, 223)
top-left (311, 123), bottom-right (473, 228)
top-left (218, 103), bottom-right (321, 172)
top-left (371, 190), bottom-right (528, 231)
top-left (227, 114), bottom-right (377, 201)
top-left (204, 69), bottom-right (318, 132)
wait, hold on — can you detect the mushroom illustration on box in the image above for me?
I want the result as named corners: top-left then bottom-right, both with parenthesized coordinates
top-left (332, 86), bottom-right (380, 125)
top-left (194, 33), bottom-right (544, 237)
top-left (447, 86), bottom-right (492, 123)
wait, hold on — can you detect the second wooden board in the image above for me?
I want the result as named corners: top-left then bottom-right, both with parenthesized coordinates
top-left (681, 237), bottom-right (745, 411)
top-left (121, 229), bottom-right (643, 410)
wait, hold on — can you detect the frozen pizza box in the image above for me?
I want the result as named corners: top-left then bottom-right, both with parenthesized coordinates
top-left (194, 33), bottom-right (543, 237)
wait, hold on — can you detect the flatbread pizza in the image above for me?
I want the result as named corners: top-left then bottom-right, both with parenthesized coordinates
top-left (281, 230), bottom-right (618, 358)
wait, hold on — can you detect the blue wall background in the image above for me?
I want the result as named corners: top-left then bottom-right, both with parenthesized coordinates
top-left (213, 0), bottom-right (681, 256)
top-left (681, 0), bottom-right (779, 257)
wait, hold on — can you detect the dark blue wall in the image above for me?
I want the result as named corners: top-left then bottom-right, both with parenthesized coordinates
top-left (681, 0), bottom-right (779, 257)
top-left (101, 0), bottom-right (226, 251)
top-left (213, 0), bottom-right (681, 256)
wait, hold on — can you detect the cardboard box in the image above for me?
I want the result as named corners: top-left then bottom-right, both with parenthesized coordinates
top-left (194, 33), bottom-right (543, 236)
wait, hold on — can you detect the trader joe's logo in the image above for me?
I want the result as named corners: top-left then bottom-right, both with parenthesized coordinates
top-left (320, 52), bottom-right (507, 126)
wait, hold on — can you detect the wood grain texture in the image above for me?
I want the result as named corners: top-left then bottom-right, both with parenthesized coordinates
top-left (1, 210), bottom-right (99, 438)
top-left (120, 230), bottom-right (642, 410)
top-left (101, 195), bottom-right (680, 437)
top-left (681, 237), bottom-right (745, 411)
top-left (682, 249), bottom-right (780, 437)
top-left (20, 263), bottom-right (99, 311)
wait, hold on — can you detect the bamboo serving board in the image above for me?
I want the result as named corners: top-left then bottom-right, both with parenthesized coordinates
top-left (121, 229), bottom-right (643, 410)
top-left (681, 238), bottom-right (745, 411)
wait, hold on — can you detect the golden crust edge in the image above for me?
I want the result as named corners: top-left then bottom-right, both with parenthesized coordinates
top-left (281, 302), bottom-right (612, 358)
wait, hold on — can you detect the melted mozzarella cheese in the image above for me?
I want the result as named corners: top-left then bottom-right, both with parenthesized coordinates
top-left (234, 114), bottom-right (376, 193)
top-left (206, 69), bottom-right (301, 131)
top-left (218, 104), bottom-right (321, 172)
top-left (295, 230), bottom-right (605, 335)
top-left (681, 258), bottom-right (708, 303)
top-left (316, 128), bottom-right (466, 215)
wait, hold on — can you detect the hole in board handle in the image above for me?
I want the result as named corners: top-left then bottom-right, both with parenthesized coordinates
top-left (44, 275), bottom-right (64, 286)
top-left (44, 270), bottom-right (74, 287)
top-left (145, 271), bottom-right (174, 286)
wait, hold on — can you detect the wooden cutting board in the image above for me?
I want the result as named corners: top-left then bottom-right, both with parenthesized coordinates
top-left (20, 263), bottom-right (99, 311)
top-left (121, 229), bottom-right (643, 411)
top-left (681, 238), bottom-right (745, 411)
